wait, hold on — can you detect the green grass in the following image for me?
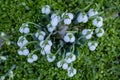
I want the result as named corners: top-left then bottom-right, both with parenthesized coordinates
top-left (0, 0), bottom-right (120, 80)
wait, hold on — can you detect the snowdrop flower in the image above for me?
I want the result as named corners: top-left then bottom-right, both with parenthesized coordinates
top-left (50, 14), bottom-right (60, 27)
top-left (51, 13), bottom-right (61, 22)
top-left (47, 24), bottom-right (56, 32)
top-left (65, 52), bottom-right (76, 63)
top-left (27, 58), bottom-right (34, 63)
top-left (0, 76), bottom-right (5, 80)
top-left (88, 9), bottom-right (98, 17)
top-left (9, 71), bottom-right (14, 78)
top-left (44, 45), bottom-right (51, 54)
top-left (19, 23), bottom-right (30, 34)
top-left (57, 60), bottom-right (62, 68)
top-left (82, 29), bottom-right (93, 39)
top-left (32, 54), bottom-right (38, 61)
top-left (62, 13), bottom-right (74, 25)
top-left (67, 67), bottom-right (77, 77)
top-left (40, 50), bottom-right (46, 55)
top-left (92, 17), bottom-right (103, 27)
top-left (0, 32), bottom-right (5, 37)
top-left (77, 12), bottom-right (88, 23)
top-left (27, 54), bottom-right (38, 63)
top-left (18, 47), bottom-right (29, 56)
top-left (95, 28), bottom-right (104, 37)
top-left (35, 31), bottom-right (46, 41)
top-left (0, 56), bottom-right (6, 61)
top-left (88, 41), bottom-right (98, 51)
top-left (17, 36), bottom-right (28, 48)
top-left (63, 33), bottom-right (75, 43)
top-left (41, 5), bottom-right (50, 15)
top-left (64, 18), bottom-right (71, 25)
top-left (62, 63), bottom-right (68, 70)
top-left (47, 54), bottom-right (56, 62)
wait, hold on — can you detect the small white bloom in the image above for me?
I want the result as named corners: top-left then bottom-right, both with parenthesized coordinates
top-left (67, 67), bottom-right (77, 77)
top-left (17, 36), bottom-right (28, 48)
top-left (27, 58), bottom-right (34, 63)
top-left (82, 29), bottom-right (88, 35)
top-left (32, 54), bottom-right (38, 61)
top-left (51, 13), bottom-right (61, 22)
top-left (35, 32), bottom-right (39, 38)
top-left (77, 12), bottom-right (88, 23)
top-left (18, 50), bottom-right (23, 55)
top-left (9, 70), bottom-right (14, 78)
top-left (23, 48), bottom-right (29, 56)
top-left (51, 16), bottom-right (59, 27)
top-left (95, 28), bottom-right (104, 37)
top-left (19, 27), bottom-right (24, 33)
top-left (48, 40), bottom-right (52, 46)
top-left (41, 5), bottom-right (50, 14)
top-left (1, 56), bottom-right (6, 61)
top-left (62, 63), bottom-right (68, 70)
top-left (39, 41), bottom-right (45, 48)
top-left (47, 54), bottom-right (56, 62)
top-left (57, 61), bottom-right (62, 68)
top-left (47, 24), bottom-right (56, 32)
top-left (64, 18), bottom-right (71, 25)
top-left (44, 45), bottom-right (51, 54)
top-left (6, 41), bottom-right (11, 45)
top-left (0, 76), bottom-right (5, 80)
top-left (40, 50), bottom-right (46, 55)
top-left (63, 33), bottom-right (75, 43)
top-left (92, 17), bottom-right (103, 27)
top-left (88, 41), bottom-right (92, 47)
top-left (88, 9), bottom-right (98, 17)
top-left (85, 34), bottom-right (92, 39)
top-left (1, 32), bottom-right (5, 37)
top-left (89, 45), bottom-right (96, 51)
top-left (68, 13), bottom-right (74, 20)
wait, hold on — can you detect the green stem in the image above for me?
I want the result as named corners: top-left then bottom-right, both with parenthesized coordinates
top-left (27, 22), bottom-right (42, 28)
top-left (30, 48), bottom-right (40, 55)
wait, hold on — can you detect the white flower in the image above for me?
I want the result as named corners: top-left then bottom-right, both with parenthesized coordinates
top-left (89, 45), bottom-right (96, 51)
top-left (88, 9), bottom-right (98, 17)
top-left (65, 52), bottom-right (76, 63)
top-left (77, 12), bottom-right (88, 23)
top-left (1, 32), bottom-right (5, 37)
top-left (0, 76), bottom-right (5, 80)
top-left (92, 17), bottom-right (103, 27)
top-left (82, 29), bottom-right (93, 39)
top-left (50, 14), bottom-right (60, 27)
top-left (27, 58), bottom-right (34, 63)
top-left (39, 41), bottom-right (45, 48)
top-left (51, 13), bottom-right (61, 22)
top-left (17, 36), bottom-right (28, 48)
top-left (62, 63), bottom-right (68, 70)
top-left (35, 31), bottom-right (46, 41)
top-left (19, 23), bottom-right (29, 34)
top-left (44, 45), bottom-right (51, 54)
top-left (18, 47), bottom-right (29, 56)
top-left (67, 67), bottom-right (77, 77)
top-left (40, 50), bottom-right (46, 55)
top-left (47, 24), bottom-right (56, 32)
top-left (68, 13), bottom-right (74, 20)
top-left (39, 40), bottom-right (52, 48)
top-left (62, 13), bottom-right (74, 20)
top-left (63, 33), bottom-right (75, 43)
top-left (95, 28), bottom-right (104, 37)
top-left (22, 48), bottom-right (29, 56)
top-left (64, 18), bottom-right (71, 25)
top-left (88, 41), bottom-right (98, 51)
top-left (57, 60), bottom-right (62, 68)
top-left (85, 34), bottom-right (92, 39)
top-left (32, 54), bottom-right (38, 61)
top-left (47, 54), bottom-right (56, 62)
top-left (1, 56), bottom-right (6, 61)
top-left (9, 71), bottom-right (14, 78)
top-left (41, 5), bottom-right (50, 14)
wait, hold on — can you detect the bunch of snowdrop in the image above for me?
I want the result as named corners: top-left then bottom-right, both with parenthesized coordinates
top-left (17, 5), bottom-right (105, 77)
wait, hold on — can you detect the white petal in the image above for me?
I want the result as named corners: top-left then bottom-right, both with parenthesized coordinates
top-left (82, 14), bottom-right (88, 23)
top-left (39, 41), bottom-right (45, 48)
top-left (88, 41), bottom-right (92, 47)
top-left (82, 29), bottom-right (88, 35)
top-left (63, 35), bottom-right (70, 42)
top-left (85, 34), bottom-right (92, 39)
top-left (77, 13), bottom-right (83, 23)
top-left (48, 40), bottom-right (52, 46)
top-left (68, 13), bottom-right (74, 20)
top-left (23, 27), bottom-right (30, 34)
top-left (88, 9), bottom-right (98, 17)
top-left (44, 45), bottom-right (51, 54)
top-left (35, 32), bottom-right (39, 38)
top-left (23, 48), bottom-right (29, 56)
top-left (70, 36), bottom-right (75, 43)
top-left (19, 27), bottom-right (24, 33)
top-left (47, 55), bottom-right (56, 62)
top-left (40, 50), bottom-right (46, 55)
top-left (38, 35), bottom-right (44, 41)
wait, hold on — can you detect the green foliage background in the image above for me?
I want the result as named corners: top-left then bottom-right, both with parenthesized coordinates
top-left (0, 0), bottom-right (120, 80)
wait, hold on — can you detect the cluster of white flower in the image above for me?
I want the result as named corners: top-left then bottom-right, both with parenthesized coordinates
top-left (82, 29), bottom-right (93, 39)
top-left (57, 52), bottom-right (76, 77)
top-left (88, 41), bottom-right (98, 51)
top-left (17, 5), bottom-right (105, 78)
top-left (19, 23), bottom-right (30, 34)
top-left (27, 54), bottom-right (38, 63)
top-left (63, 33), bottom-right (75, 43)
